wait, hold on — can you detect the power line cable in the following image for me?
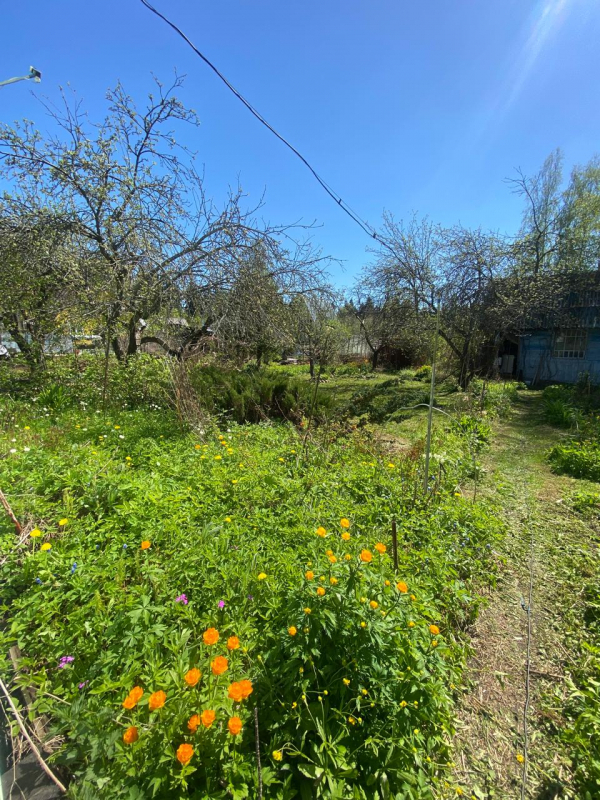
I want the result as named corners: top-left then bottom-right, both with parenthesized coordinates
top-left (139, 0), bottom-right (381, 244)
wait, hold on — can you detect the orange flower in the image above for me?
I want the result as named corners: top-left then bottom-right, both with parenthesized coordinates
top-left (122, 695), bottom-right (137, 710)
top-left (341, 531), bottom-right (350, 541)
top-left (369, 600), bottom-right (379, 609)
top-left (228, 682), bottom-right (244, 702)
top-left (360, 549), bottom-right (373, 563)
top-left (239, 679), bottom-right (253, 699)
top-left (328, 555), bottom-right (337, 564)
top-left (288, 626), bottom-right (297, 636)
top-left (316, 526), bottom-right (327, 537)
top-left (429, 624), bottom-right (440, 635)
top-left (305, 570), bottom-right (314, 580)
top-left (397, 581), bottom-right (408, 593)
top-left (184, 668), bottom-right (201, 687)
top-left (374, 542), bottom-right (386, 554)
top-left (340, 518), bottom-right (351, 529)
top-left (176, 743), bottom-right (194, 765)
top-left (148, 690), bottom-right (166, 711)
top-left (140, 540), bottom-right (151, 550)
top-left (211, 656), bottom-right (228, 676)
top-left (122, 726), bottom-right (138, 744)
top-left (201, 709), bottom-right (216, 728)
top-left (227, 636), bottom-right (240, 651)
top-left (228, 716), bottom-right (243, 736)
top-left (188, 714), bottom-right (201, 733)
top-left (203, 627), bottom-right (220, 646)
top-left (128, 686), bottom-right (144, 703)
top-left (316, 587), bottom-right (326, 597)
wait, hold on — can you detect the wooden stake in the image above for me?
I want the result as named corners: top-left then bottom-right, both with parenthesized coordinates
top-left (0, 488), bottom-right (21, 534)
top-left (0, 677), bottom-right (67, 793)
top-left (391, 519), bottom-right (398, 573)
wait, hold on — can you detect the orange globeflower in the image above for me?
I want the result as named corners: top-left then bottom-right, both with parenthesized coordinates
top-left (429, 624), bottom-right (440, 636)
top-left (123, 726), bottom-right (138, 744)
top-left (316, 526), bottom-right (327, 537)
top-left (188, 714), bottom-right (201, 733)
top-left (228, 716), bottom-right (243, 736)
top-left (397, 581), bottom-right (408, 593)
top-left (328, 555), bottom-right (337, 564)
top-left (203, 627), bottom-right (220, 646)
top-left (211, 656), bottom-right (228, 676)
top-left (176, 743), bottom-right (194, 766)
top-left (122, 695), bottom-right (137, 710)
top-left (305, 570), bottom-right (314, 580)
top-left (360, 549), bottom-right (373, 563)
top-left (201, 709), bottom-right (216, 728)
top-left (340, 518), bottom-right (351, 529)
top-left (316, 587), bottom-right (326, 597)
top-left (140, 540), bottom-right (151, 550)
top-left (148, 690), bottom-right (166, 711)
top-left (228, 682), bottom-right (244, 702)
top-left (129, 686), bottom-right (144, 703)
top-left (239, 679), bottom-right (253, 699)
top-left (288, 626), bottom-right (297, 636)
top-left (341, 531), bottom-right (350, 541)
top-left (184, 668), bottom-right (201, 687)
top-left (375, 542), bottom-right (386, 554)
top-left (227, 636), bottom-right (240, 651)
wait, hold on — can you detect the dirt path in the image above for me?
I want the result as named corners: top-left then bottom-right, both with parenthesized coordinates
top-left (454, 392), bottom-right (600, 800)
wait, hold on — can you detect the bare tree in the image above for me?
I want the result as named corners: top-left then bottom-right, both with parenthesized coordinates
top-left (0, 77), bottom-right (329, 362)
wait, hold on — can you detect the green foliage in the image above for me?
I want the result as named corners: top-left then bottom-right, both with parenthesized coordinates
top-left (414, 366), bottom-right (432, 382)
top-left (566, 489), bottom-right (600, 517)
top-left (548, 439), bottom-right (600, 481)
top-left (0, 404), bottom-right (504, 799)
top-left (344, 379), bottom-right (430, 424)
top-left (188, 365), bottom-right (334, 424)
top-left (452, 415), bottom-right (491, 453)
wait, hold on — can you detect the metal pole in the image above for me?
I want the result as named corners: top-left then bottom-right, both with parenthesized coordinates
top-left (423, 299), bottom-right (440, 493)
top-left (0, 67), bottom-right (41, 88)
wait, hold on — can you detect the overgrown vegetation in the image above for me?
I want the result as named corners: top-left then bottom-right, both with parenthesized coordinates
top-left (0, 370), bottom-right (508, 799)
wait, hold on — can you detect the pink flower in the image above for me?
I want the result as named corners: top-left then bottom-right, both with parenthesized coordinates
top-left (175, 594), bottom-right (188, 605)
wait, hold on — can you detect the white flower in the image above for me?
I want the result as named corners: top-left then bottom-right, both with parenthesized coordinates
top-left (119, 435), bottom-right (124, 439)
top-left (9, 448), bottom-right (17, 454)
top-left (24, 447), bottom-right (31, 452)
top-left (11, 438), bottom-right (16, 442)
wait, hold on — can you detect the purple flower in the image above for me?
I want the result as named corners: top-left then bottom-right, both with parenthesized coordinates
top-left (35, 577), bottom-right (42, 585)
top-left (58, 656), bottom-right (74, 669)
top-left (78, 681), bottom-right (89, 689)
top-left (247, 595), bottom-right (254, 602)
top-left (71, 562), bottom-right (77, 573)
top-left (218, 600), bottom-right (225, 609)
top-left (122, 543), bottom-right (128, 549)
top-left (175, 593), bottom-right (188, 605)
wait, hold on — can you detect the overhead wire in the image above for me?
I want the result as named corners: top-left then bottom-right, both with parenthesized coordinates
top-left (139, 0), bottom-right (382, 245)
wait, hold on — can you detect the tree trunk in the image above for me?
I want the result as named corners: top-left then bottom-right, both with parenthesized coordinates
top-left (6, 325), bottom-right (45, 371)
top-left (126, 317), bottom-right (138, 358)
top-left (371, 349), bottom-right (380, 371)
top-left (309, 358), bottom-right (315, 378)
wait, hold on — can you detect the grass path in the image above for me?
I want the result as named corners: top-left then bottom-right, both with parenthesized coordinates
top-left (454, 391), bottom-right (600, 799)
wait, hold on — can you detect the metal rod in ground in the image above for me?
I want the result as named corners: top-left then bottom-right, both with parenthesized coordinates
top-left (391, 519), bottom-right (398, 573)
top-left (423, 301), bottom-right (440, 494)
top-left (253, 706), bottom-right (263, 799)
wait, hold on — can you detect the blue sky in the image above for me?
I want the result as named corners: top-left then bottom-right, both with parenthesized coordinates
top-left (1, 0), bottom-right (598, 286)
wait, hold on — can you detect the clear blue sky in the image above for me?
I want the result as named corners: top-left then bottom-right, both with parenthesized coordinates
top-left (1, 0), bottom-right (598, 286)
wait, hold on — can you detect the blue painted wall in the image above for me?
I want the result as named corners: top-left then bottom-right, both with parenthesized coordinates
top-left (518, 329), bottom-right (600, 384)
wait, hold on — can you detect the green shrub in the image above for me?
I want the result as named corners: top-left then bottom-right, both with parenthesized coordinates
top-left (189, 365), bottom-right (333, 424)
top-left (414, 365), bottom-right (432, 382)
top-left (548, 439), bottom-right (600, 481)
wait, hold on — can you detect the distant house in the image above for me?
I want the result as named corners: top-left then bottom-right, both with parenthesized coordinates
top-left (507, 276), bottom-right (600, 385)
